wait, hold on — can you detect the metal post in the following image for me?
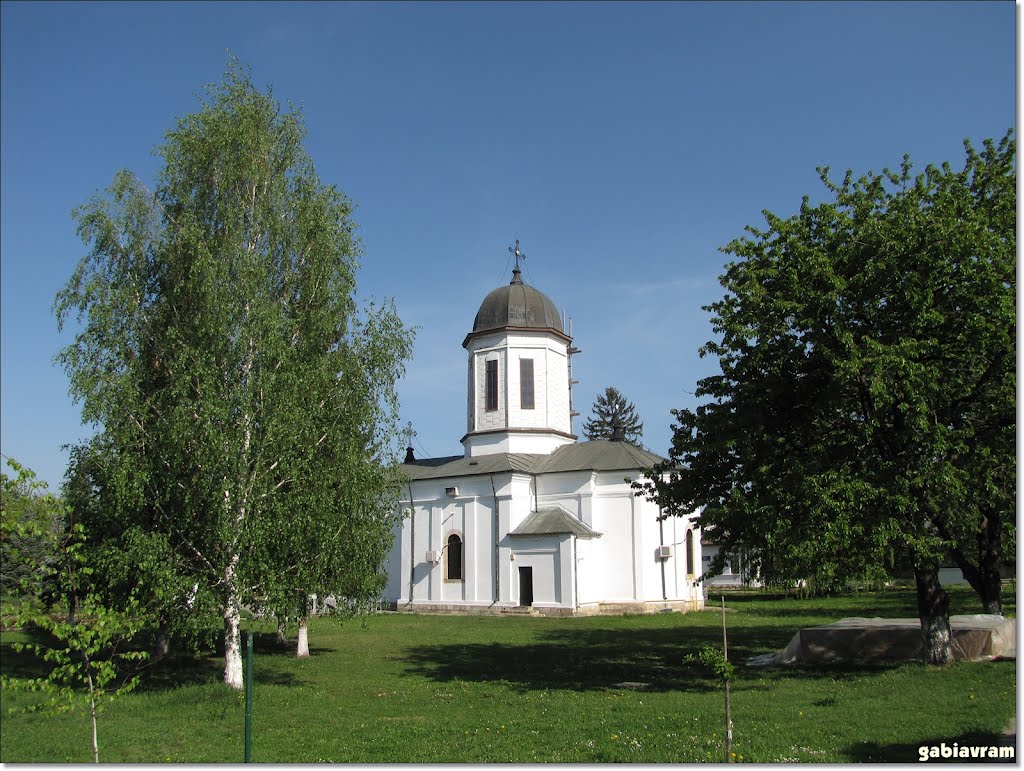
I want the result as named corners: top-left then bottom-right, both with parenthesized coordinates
top-left (722, 597), bottom-right (733, 761)
top-left (244, 632), bottom-right (253, 762)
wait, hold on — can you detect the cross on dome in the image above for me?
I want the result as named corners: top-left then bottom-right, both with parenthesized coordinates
top-left (508, 239), bottom-right (526, 284)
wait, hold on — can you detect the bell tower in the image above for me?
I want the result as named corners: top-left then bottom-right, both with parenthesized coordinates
top-left (461, 242), bottom-right (577, 457)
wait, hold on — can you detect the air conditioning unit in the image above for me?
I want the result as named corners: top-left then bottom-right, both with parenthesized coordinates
top-left (425, 550), bottom-right (440, 564)
top-left (656, 545), bottom-right (674, 560)
top-left (445, 486), bottom-right (459, 498)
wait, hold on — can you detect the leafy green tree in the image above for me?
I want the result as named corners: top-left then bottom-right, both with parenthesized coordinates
top-left (54, 60), bottom-right (413, 688)
top-left (583, 387), bottom-right (643, 443)
top-left (1, 458), bottom-right (64, 601)
top-left (637, 133), bottom-right (1015, 665)
top-left (62, 441), bottom-right (219, 658)
top-left (1, 460), bottom-right (148, 764)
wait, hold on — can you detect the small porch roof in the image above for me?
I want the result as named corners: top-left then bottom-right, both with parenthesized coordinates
top-left (509, 505), bottom-right (602, 539)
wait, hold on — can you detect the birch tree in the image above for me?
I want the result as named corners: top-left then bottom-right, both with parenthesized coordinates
top-left (55, 61), bottom-right (413, 688)
top-left (638, 133), bottom-right (1015, 665)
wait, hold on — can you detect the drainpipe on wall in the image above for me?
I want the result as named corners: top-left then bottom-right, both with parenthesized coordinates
top-left (490, 474), bottom-right (500, 605)
top-left (573, 534), bottom-right (579, 613)
top-left (659, 507), bottom-right (667, 602)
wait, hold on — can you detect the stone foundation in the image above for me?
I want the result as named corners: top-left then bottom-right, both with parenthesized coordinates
top-left (385, 598), bottom-right (703, 616)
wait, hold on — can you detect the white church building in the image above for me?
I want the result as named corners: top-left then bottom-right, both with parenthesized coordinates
top-left (382, 250), bottom-right (703, 615)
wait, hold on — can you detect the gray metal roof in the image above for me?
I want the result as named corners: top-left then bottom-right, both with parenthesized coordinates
top-left (401, 440), bottom-right (665, 482)
top-left (509, 505), bottom-right (602, 538)
top-left (531, 440), bottom-right (665, 475)
top-left (401, 452), bottom-right (542, 481)
top-left (467, 270), bottom-right (565, 340)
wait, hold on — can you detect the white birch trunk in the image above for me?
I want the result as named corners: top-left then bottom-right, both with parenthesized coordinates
top-left (223, 553), bottom-right (244, 689)
top-left (296, 617), bottom-right (310, 658)
top-left (87, 673), bottom-right (99, 763)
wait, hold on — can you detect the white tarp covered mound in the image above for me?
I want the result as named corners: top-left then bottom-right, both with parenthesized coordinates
top-left (750, 615), bottom-right (1015, 666)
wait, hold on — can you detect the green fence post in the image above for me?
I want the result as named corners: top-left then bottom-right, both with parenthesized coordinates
top-left (244, 632), bottom-right (253, 762)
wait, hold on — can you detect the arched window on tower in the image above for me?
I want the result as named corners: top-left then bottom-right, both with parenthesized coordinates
top-left (685, 529), bottom-right (694, 576)
top-left (446, 534), bottom-right (463, 581)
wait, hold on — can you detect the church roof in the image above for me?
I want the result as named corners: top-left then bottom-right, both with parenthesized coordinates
top-left (465, 267), bottom-right (566, 345)
top-left (401, 452), bottom-right (542, 481)
top-left (532, 440), bottom-right (665, 474)
top-left (509, 505), bottom-right (602, 539)
top-left (401, 440), bottom-right (665, 481)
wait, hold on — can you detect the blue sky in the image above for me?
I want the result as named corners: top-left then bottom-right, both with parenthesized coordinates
top-left (1, 1), bottom-right (1016, 488)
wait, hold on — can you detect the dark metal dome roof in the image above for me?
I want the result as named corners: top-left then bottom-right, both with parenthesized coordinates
top-left (470, 267), bottom-right (564, 336)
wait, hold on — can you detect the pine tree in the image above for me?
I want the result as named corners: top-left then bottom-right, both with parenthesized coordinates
top-left (583, 387), bottom-right (643, 443)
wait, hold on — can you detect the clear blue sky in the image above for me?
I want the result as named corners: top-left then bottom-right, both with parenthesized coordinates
top-left (1, 1), bottom-right (1016, 489)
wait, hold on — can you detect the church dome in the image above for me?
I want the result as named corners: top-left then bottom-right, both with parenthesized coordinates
top-left (471, 267), bottom-right (564, 336)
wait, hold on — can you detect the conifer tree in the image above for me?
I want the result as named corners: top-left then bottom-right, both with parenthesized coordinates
top-left (583, 387), bottom-right (643, 443)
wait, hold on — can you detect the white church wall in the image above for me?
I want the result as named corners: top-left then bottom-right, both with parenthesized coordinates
top-left (383, 459), bottom-right (704, 613)
top-left (587, 492), bottom-right (638, 601)
top-left (387, 474), bottom-right (505, 608)
top-left (382, 510), bottom-right (404, 604)
top-left (509, 535), bottom-right (569, 607)
top-left (574, 535), bottom-right (599, 606)
top-left (473, 345), bottom-right (507, 433)
top-left (504, 332), bottom-right (571, 435)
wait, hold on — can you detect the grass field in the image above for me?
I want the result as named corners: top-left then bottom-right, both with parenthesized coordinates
top-left (0, 586), bottom-right (1015, 763)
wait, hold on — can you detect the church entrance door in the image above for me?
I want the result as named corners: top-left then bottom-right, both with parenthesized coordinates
top-left (518, 566), bottom-right (534, 607)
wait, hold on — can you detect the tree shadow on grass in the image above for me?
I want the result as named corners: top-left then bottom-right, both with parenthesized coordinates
top-left (0, 635), bottom-right (54, 681)
top-left (399, 622), bottom-right (900, 693)
top-left (707, 594), bottom-right (922, 620)
top-left (1, 628), bottom-right (311, 693)
top-left (706, 587), bottom-right (1015, 620)
top-left (134, 631), bottom-right (322, 691)
top-left (846, 729), bottom-right (1015, 763)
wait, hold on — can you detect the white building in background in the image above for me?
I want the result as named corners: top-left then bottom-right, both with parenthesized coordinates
top-left (382, 249), bottom-right (703, 615)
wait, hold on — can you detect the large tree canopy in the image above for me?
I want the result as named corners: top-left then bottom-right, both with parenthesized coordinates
top-left (638, 133), bottom-right (1015, 664)
top-left (55, 61), bottom-right (413, 687)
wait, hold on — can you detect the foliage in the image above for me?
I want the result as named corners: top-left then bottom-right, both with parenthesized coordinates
top-left (583, 386), bottom-right (644, 442)
top-left (53, 59), bottom-right (413, 686)
top-left (637, 132), bottom-right (1015, 658)
top-left (1, 460), bottom-right (149, 763)
top-left (1, 458), bottom-right (65, 601)
top-left (61, 441), bottom-right (220, 656)
top-left (2, 594), bottom-right (148, 763)
top-left (0, 588), bottom-right (1014, 763)
top-left (685, 643), bottom-right (734, 682)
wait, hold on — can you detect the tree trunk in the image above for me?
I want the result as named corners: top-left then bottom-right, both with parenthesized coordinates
top-left (949, 510), bottom-right (1004, 615)
top-left (914, 563), bottom-right (953, 665)
top-left (67, 590), bottom-right (78, 626)
top-left (276, 617), bottom-right (288, 646)
top-left (87, 673), bottom-right (99, 763)
top-left (955, 557), bottom-right (1004, 615)
top-left (296, 616), bottom-right (310, 658)
top-left (153, 620), bottom-right (170, 658)
top-left (223, 555), bottom-right (244, 689)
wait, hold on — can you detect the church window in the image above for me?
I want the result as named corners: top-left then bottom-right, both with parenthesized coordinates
top-left (685, 529), bottom-right (694, 575)
top-left (446, 534), bottom-right (463, 581)
top-left (520, 359), bottom-right (535, 409)
top-left (485, 360), bottom-right (498, 411)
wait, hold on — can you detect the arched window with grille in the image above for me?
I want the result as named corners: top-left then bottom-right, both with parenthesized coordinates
top-left (446, 533), bottom-right (463, 581)
top-left (685, 529), bottom-right (694, 575)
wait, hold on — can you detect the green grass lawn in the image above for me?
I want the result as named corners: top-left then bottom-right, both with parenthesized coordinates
top-left (0, 586), bottom-right (1015, 763)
